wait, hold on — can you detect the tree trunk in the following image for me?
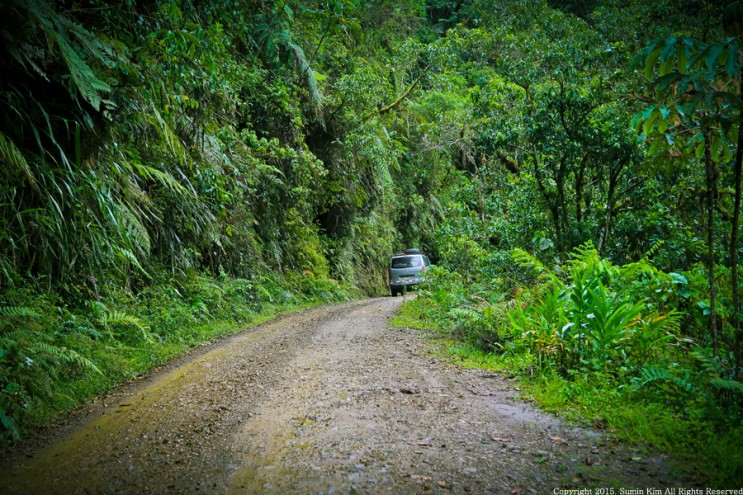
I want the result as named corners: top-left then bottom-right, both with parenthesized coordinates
top-left (732, 62), bottom-right (743, 377)
top-left (533, 156), bottom-right (563, 252)
top-left (704, 125), bottom-right (720, 357)
top-left (598, 175), bottom-right (616, 254)
top-left (556, 157), bottom-right (569, 251)
top-left (575, 157), bottom-right (586, 224)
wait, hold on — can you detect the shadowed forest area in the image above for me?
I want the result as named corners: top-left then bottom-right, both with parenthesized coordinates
top-left (1, 0), bottom-right (742, 486)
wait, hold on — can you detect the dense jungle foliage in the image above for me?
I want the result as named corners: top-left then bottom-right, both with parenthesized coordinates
top-left (1, 0), bottom-right (742, 485)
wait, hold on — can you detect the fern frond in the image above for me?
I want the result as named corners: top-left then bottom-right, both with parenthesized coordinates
top-left (103, 311), bottom-right (150, 330)
top-left (512, 248), bottom-right (547, 273)
top-left (26, 0), bottom-right (115, 112)
top-left (62, 347), bottom-right (102, 374)
top-left (641, 240), bottom-right (665, 263)
top-left (449, 306), bottom-right (482, 321)
top-left (1, 328), bottom-right (37, 343)
top-left (0, 411), bottom-right (20, 440)
top-left (569, 241), bottom-right (596, 261)
top-left (33, 342), bottom-right (102, 374)
top-left (709, 378), bottom-right (743, 394)
top-left (637, 365), bottom-right (673, 388)
top-left (0, 306), bottom-right (41, 319)
top-left (103, 311), bottom-right (152, 343)
top-left (289, 42), bottom-right (323, 120)
top-left (121, 208), bottom-right (151, 255)
top-left (636, 365), bottom-right (695, 393)
top-left (85, 300), bottom-right (108, 319)
top-left (512, 248), bottom-right (559, 284)
top-left (72, 325), bottom-right (103, 340)
top-left (33, 341), bottom-right (70, 358)
top-left (114, 247), bottom-right (151, 279)
top-left (147, 104), bottom-right (188, 162)
top-left (691, 345), bottom-right (725, 375)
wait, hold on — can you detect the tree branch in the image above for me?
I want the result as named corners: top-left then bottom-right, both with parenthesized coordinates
top-left (359, 64), bottom-right (431, 124)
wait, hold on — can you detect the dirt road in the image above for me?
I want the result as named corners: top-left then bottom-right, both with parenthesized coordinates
top-left (0, 297), bottom-right (686, 494)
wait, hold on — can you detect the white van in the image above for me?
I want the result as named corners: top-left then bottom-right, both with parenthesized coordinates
top-left (388, 249), bottom-right (431, 296)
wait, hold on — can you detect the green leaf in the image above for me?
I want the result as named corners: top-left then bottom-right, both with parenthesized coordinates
top-left (632, 42), bottom-right (656, 69)
top-left (0, 412), bottom-right (20, 440)
top-left (644, 46), bottom-right (663, 80)
top-left (711, 135), bottom-right (723, 162)
top-left (695, 141), bottom-right (705, 159)
top-left (706, 43), bottom-right (724, 71)
top-left (656, 72), bottom-right (681, 93)
top-left (687, 44), bottom-right (711, 70)
top-left (634, 105), bottom-right (656, 133)
top-left (658, 37), bottom-right (677, 75)
top-left (0, 132), bottom-right (35, 186)
top-left (538, 237), bottom-right (554, 251)
top-left (726, 43), bottom-right (740, 78)
top-left (631, 112), bottom-right (644, 132)
top-left (657, 116), bottom-right (669, 134)
top-left (679, 37), bottom-right (694, 69)
top-left (643, 108), bottom-right (660, 135)
top-left (659, 37), bottom-right (677, 63)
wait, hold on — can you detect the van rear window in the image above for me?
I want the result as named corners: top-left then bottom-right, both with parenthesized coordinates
top-left (391, 256), bottom-right (421, 268)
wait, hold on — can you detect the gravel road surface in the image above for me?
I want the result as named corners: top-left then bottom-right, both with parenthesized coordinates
top-left (0, 296), bottom-right (688, 494)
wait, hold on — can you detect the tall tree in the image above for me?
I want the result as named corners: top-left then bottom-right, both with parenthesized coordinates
top-left (635, 31), bottom-right (740, 356)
